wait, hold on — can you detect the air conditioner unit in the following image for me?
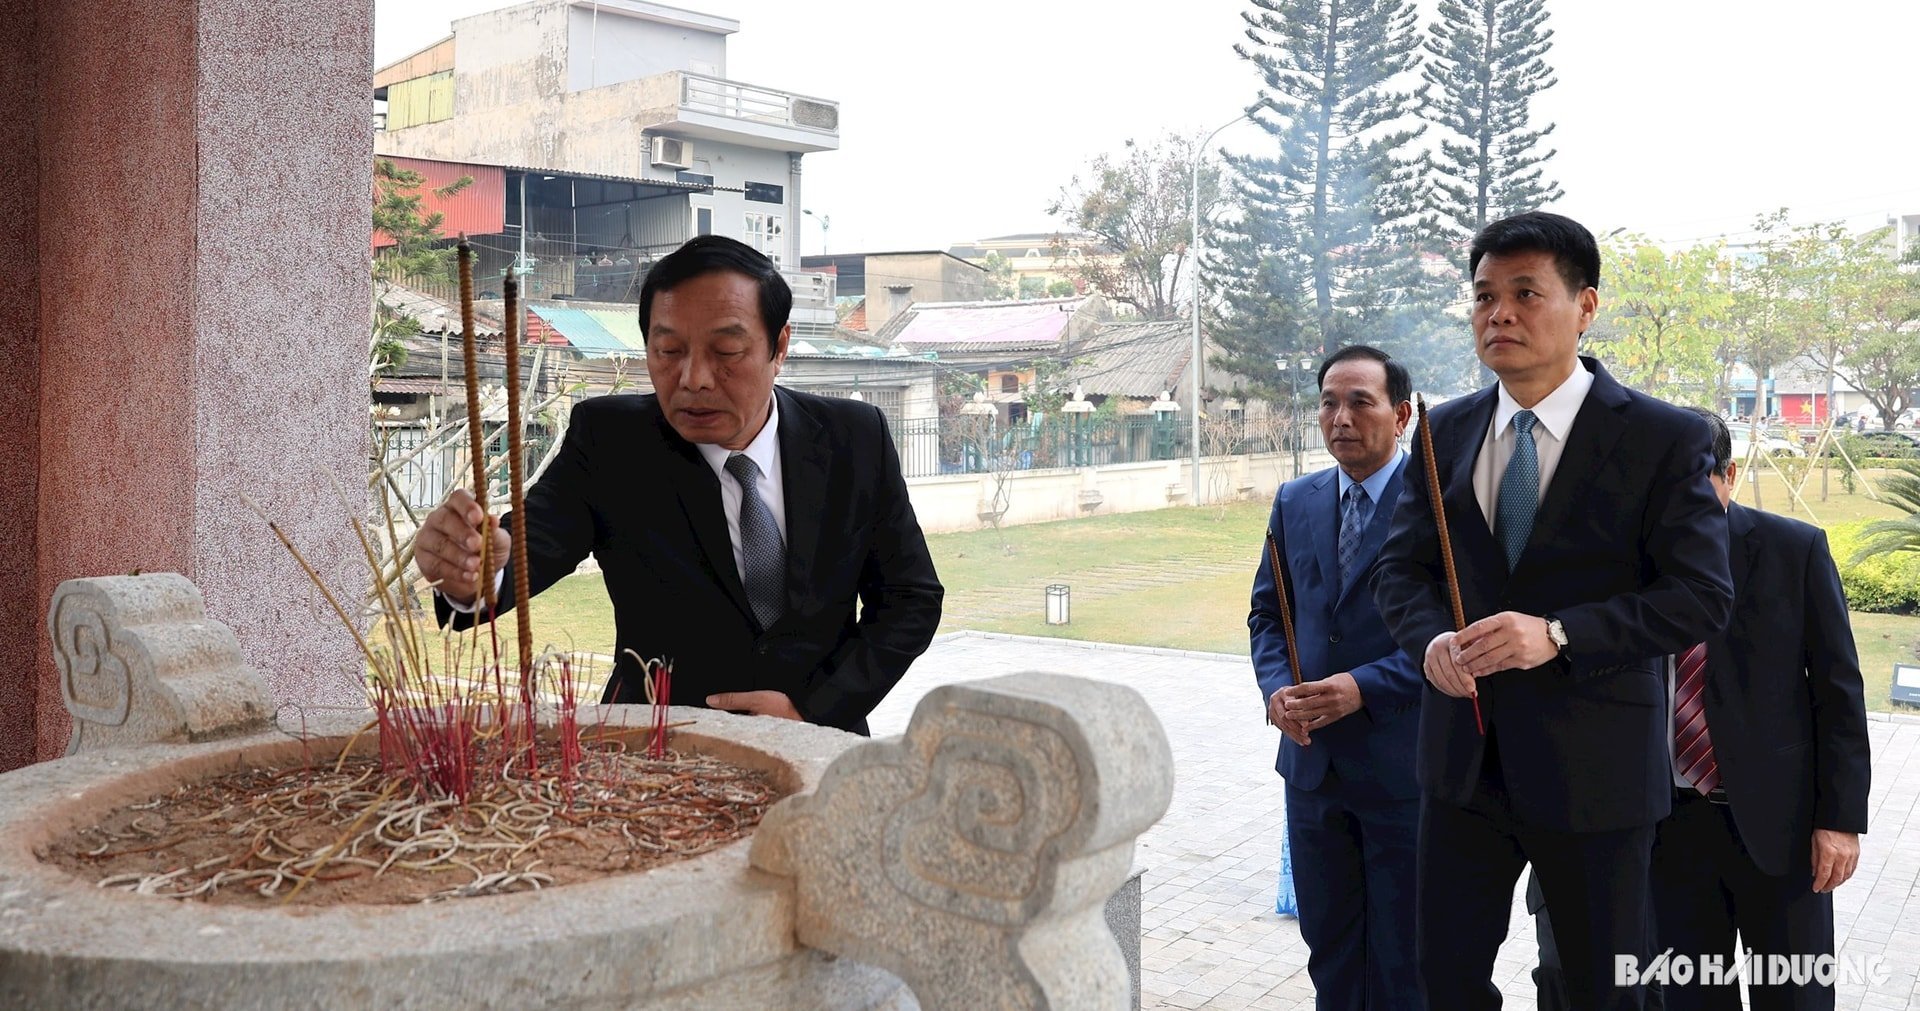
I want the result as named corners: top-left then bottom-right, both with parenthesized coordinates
top-left (650, 136), bottom-right (692, 170)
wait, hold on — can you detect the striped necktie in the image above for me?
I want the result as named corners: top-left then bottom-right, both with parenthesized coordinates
top-left (1673, 642), bottom-right (1719, 795)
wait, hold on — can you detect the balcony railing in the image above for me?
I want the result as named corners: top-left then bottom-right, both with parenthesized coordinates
top-left (679, 73), bottom-right (839, 136)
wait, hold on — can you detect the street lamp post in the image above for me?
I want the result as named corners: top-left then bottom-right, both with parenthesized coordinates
top-left (803, 208), bottom-right (830, 255)
top-left (1189, 110), bottom-right (1253, 506)
top-left (1276, 356), bottom-right (1314, 477)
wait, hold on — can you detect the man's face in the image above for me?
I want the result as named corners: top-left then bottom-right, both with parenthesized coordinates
top-left (1319, 358), bottom-right (1411, 479)
top-left (1471, 250), bottom-right (1597, 385)
top-left (646, 270), bottom-right (788, 450)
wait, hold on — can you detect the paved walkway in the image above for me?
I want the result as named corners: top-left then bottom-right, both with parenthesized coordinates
top-left (870, 632), bottom-right (1920, 1011)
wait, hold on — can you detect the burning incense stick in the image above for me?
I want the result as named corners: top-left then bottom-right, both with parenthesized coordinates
top-left (502, 272), bottom-right (535, 718)
top-left (456, 237), bottom-right (496, 616)
top-left (1264, 532), bottom-right (1303, 689)
top-left (1416, 396), bottom-right (1485, 735)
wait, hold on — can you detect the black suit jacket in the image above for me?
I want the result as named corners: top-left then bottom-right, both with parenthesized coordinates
top-left (1706, 503), bottom-right (1870, 876)
top-left (1372, 357), bottom-right (1734, 833)
top-left (442, 386), bottom-right (944, 734)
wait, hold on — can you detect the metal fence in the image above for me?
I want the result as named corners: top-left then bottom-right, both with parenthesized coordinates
top-left (372, 422), bottom-right (559, 514)
top-left (892, 415), bottom-right (1318, 479)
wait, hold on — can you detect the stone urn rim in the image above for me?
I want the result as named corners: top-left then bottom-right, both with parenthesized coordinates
top-left (0, 705), bottom-right (852, 982)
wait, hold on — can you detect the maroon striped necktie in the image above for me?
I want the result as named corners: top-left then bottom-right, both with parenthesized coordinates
top-left (1673, 642), bottom-right (1719, 794)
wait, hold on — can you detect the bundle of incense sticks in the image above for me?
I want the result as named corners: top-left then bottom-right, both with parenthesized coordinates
top-left (649, 661), bottom-right (673, 760)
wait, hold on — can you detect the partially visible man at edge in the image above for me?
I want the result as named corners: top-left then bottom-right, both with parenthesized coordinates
top-left (1250, 344), bottom-right (1425, 1009)
top-left (1529, 406), bottom-right (1869, 1011)
top-left (414, 235), bottom-right (944, 735)
top-left (1370, 211), bottom-right (1734, 1010)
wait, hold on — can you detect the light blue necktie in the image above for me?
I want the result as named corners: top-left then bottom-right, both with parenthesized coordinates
top-left (1337, 483), bottom-right (1369, 593)
top-left (724, 453), bottom-right (786, 629)
top-left (1496, 410), bottom-right (1540, 571)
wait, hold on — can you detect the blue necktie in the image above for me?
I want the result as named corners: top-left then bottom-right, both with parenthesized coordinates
top-left (1496, 410), bottom-right (1540, 571)
top-left (724, 453), bottom-right (786, 629)
top-left (1337, 483), bottom-right (1368, 592)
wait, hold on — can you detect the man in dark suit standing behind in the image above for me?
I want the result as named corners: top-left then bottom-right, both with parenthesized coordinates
top-left (1649, 407), bottom-right (1869, 1010)
top-left (1250, 345), bottom-right (1425, 1009)
top-left (1371, 211), bottom-right (1734, 1010)
top-left (416, 235), bottom-right (943, 734)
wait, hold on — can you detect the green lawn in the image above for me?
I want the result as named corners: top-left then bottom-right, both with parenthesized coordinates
top-left (470, 486), bottom-right (1920, 712)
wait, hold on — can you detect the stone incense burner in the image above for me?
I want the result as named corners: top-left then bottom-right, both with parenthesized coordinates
top-left (0, 574), bottom-right (1173, 1010)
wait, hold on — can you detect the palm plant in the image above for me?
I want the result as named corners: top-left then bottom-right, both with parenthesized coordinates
top-left (1852, 460), bottom-right (1920, 563)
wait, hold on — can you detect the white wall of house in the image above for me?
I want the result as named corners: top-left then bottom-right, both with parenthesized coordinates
top-left (905, 450), bottom-right (1332, 534)
top-left (565, 7), bottom-right (728, 91)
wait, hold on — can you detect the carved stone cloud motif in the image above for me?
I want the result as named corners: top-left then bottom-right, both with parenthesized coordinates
top-left (751, 671), bottom-right (1175, 1010)
top-left (49, 574), bottom-right (273, 755)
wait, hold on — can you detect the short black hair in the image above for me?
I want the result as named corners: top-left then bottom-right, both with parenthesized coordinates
top-left (1682, 406), bottom-right (1734, 478)
top-left (637, 235), bottom-right (792, 357)
top-left (1468, 211), bottom-right (1602, 295)
top-left (1317, 345), bottom-right (1412, 406)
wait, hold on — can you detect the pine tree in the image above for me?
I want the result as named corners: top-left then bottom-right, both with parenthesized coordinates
top-left (1423, 0), bottom-right (1563, 246)
top-left (1211, 0), bottom-right (1459, 397)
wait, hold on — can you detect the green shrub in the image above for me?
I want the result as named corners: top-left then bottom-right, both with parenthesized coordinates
top-left (1829, 521), bottom-right (1920, 614)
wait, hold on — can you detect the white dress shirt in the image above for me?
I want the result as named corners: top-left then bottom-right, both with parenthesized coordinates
top-left (448, 395), bottom-right (787, 611)
top-left (1470, 363), bottom-right (1596, 533)
top-left (694, 395), bottom-right (789, 588)
top-left (1423, 364), bottom-right (1597, 659)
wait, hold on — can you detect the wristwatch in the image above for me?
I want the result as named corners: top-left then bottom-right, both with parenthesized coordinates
top-left (1544, 615), bottom-right (1570, 656)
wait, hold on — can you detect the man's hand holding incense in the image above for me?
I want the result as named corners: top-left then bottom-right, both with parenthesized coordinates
top-left (1267, 690), bottom-right (1313, 746)
top-left (417, 488), bottom-right (512, 607)
top-left (1424, 631), bottom-right (1477, 698)
top-left (1452, 612), bottom-right (1558, 677)
top-left (1281, 673), bottom-right (1363, 733)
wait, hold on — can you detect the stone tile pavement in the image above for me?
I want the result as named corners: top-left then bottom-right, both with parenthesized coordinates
top-left (869, 632), bottom-right (1920, 1011)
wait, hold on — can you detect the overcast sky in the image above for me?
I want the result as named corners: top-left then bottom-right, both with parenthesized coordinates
top-left (376, 0), bottom-right (1920, 256)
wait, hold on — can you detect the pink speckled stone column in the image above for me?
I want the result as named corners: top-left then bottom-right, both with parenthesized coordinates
top-left (0, 0), bottom-right (43, 772)
top-left (6, 0), bottom-right (374, 770)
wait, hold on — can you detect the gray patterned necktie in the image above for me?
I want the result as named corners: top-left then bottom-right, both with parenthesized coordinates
top-left (1496, 410), bottom-right (1540, 571)
top-left (1337, 483), bottom-right (1369, 592)
top-left (723, 453), bottom-right (786, 629)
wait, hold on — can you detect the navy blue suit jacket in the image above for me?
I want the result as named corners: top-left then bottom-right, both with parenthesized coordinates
top-left (1371, 357), bottom-right (1734, 833)
top-left (1705, 504), bottom-right (1870, 876)
top-left (1251, 456), bottom-right (1424, 799)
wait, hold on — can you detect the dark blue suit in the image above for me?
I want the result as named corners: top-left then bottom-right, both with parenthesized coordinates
top-left (1251, 454), bottom-right (1424, 1010)
top-left (1372, 358), bottom-right (1734, 1010)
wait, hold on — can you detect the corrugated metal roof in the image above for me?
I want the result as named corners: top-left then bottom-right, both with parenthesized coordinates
top-left (1061, 321), bottom-right (1194, 399)
top-left (495, 163), bottom-right (723, 192)
top-left (373, 157), bottom-right (506, 249)
top-left (374, 281), bottom-right (504, 336)
top-left (374, 37), bottom-right (453, 90)
top-left (528, 305), bottom-right (646, 358)
top-left (788, 339), bottom-right (938, 361)
top-left (882, 297), bottom-right (1085, 347)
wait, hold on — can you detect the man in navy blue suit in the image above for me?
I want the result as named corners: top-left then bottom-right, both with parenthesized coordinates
top-left (1372, 212), bottom-right (1734, 1010)
top-left (1251, 344), bottom-right (1425, 1009)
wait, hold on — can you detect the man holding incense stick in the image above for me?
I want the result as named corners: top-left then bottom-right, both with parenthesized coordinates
top-left (1372, 211), bottom-right (1733, 1010)
top-left (418, 235), bottom-right (944, 735)
top-left (1250, 345), bottom-right (1424, 1009)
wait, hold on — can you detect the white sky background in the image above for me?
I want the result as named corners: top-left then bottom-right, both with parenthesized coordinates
top-left (376, 0), bottom-right (1920, 256)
